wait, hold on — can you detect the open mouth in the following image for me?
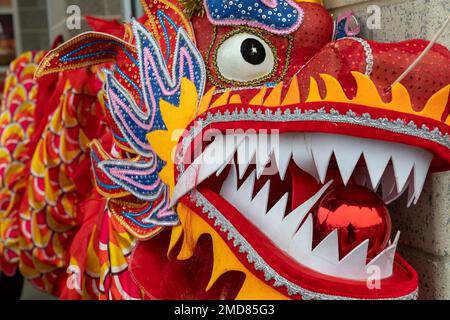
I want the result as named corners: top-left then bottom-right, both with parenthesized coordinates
top-left (215, 132), bottom-right (433, 280)
top-left (174, 129), bottom-right (433, 299)
top-left (163, 73), bottom-right (449, 299)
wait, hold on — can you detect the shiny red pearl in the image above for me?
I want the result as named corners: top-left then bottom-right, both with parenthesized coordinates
top-left (313, 185), bottom-right (391, 260)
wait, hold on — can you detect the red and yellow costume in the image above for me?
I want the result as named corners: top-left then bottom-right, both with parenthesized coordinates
top-left (0, 0), bottom-right (449, 300)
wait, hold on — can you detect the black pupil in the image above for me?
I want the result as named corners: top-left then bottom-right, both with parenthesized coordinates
top-left (240, 38), bottom-right (266, 65)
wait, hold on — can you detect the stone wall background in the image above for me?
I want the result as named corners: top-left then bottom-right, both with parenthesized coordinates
top-left (325, 0), bottom-right (450, 300)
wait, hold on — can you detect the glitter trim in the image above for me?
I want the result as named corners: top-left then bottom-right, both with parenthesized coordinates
top-left (212, 27), bottom-right (280, 86)
top-left (192, 191), bottom-right (418, 300)
top-left (177, 106), bottom-right (450, 175)
top-left (204, 0), bottom-right (304, 36)
top-left (340, 37), bottom-right (374, 76)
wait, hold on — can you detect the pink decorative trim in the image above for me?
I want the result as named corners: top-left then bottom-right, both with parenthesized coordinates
top-left (261, 0), bottom-right (277, 9)
top-left (109, 91), bottom-right (153, 151)
top-left (142, 46), bottom-right (195, 98)
top-left (109, 168), bottom-right (161, 191)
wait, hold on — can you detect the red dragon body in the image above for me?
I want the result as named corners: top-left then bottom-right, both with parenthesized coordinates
top-left (0, 0), bottom-right (449, 300)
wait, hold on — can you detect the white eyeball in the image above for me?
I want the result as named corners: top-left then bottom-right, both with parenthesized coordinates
top-left (216, 33), bottom-right (275, 83)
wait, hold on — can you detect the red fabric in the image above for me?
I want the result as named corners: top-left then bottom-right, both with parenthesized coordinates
top-left (180, 190), bottom-right (418, 300)
top-left (51, 35), bottom-right (64, 49)
top-left (59, 196), bottom-right (105, 300)
top-left (298, 38), bottom-right (450, 113)
top-left (24, 0), bottom-right (449, 300)
top-left (86, 16), bottom-right (126, 38)
top-left (130, 229), bottom-right (246, 300)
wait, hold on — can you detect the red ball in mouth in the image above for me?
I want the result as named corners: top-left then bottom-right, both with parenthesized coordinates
top-left (313, 185), bottom-right (392, 260)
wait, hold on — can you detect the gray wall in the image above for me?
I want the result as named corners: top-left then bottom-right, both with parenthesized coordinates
top-left (325, 0), bottom-right (450, 300)
top-left (15, 0), bottom-right (124, 52)
top-left (17, 0), bottom-right (49, 52)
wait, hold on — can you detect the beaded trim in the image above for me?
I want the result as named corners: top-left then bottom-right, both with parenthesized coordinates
top-left (207, 26), bottom-right (293, 89)
top-left (340, 37), bottom-right (374, 76)
top-left (214, 85), bottom-right (265, 95)
top-left (177, 106), bottom-right (450, 175)
top-left (204, 0), bottom-right (304, 36)
top-left (192, 190), bottom-right (418, 300)
top-left (108, 199), bottom-right (164, 240)
top-left (212, 27), bottom-right (280, 86)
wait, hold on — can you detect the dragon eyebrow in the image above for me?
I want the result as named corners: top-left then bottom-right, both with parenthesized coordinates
top-left (203, 0), bottom-right (304, 35)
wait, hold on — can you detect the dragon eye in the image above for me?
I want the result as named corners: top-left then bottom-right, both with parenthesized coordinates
top-left (216, 33), bottom-right (275, 82)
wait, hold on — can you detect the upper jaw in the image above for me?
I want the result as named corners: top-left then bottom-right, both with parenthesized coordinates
top-left (172, 126), bottom-right (435, 208)
top-left (170, 86), bottom-right (450, 205)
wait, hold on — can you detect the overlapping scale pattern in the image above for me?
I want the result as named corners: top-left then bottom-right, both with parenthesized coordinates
top-left (0, 51), bottom-right (44, 276)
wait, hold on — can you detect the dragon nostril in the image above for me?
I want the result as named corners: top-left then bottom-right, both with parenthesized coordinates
top-left (313, 185), bottom-right (392, 260)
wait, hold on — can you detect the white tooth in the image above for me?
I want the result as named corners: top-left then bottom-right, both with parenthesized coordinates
top-left (216, 133), bottom-right (423, 281)
top-left (292, 134), bottom-right (319, 180)
top-left (273, 134), bottom-right (294, 180)
top-left (237, 169), bottom-right (256, 208)
top-left (365, 173), bottom-right (377, 192)
top-left (383, 187), bottom-right (401, 205)
top-left (222, 169), bottom-right (257, 225)
top-left (249, 180), bottom-right (271, 226)
top-left (412, 150), bottom-right (432, 204)
top-left (391, 147), bottom-right (415, 193)
top-left (366, 243), bottom-right (397, 279)
top-left (220, 162), bottom-right (238, 199)
top-left (171, 134), bottom-right (244, 206)
top-left (334, 138), bottom-right (362, 186)
top-left (407, 180), bottom-right (415, 208)
top-left (381, 164), bottom-right (396, 202)
top-left (384, 171), bottom-right (411, 205)
top-left (256, 134), bottom-right (273, 179)
top-left (277, 180), bottom-right (333, 248)
top-left (384, 190), bottom-right (401, 205)
top-left (392, 231), bottom-right (401, 246)
top-left (221, 167), bottom-right (271, 229)
top-left (387, 232), bottom-right (400, 246)
top-left (237, 135), bottom-right (257, 179)
top-left (312, 229), bottom-right (340, 263)
top-left (363, 143), bottom-right (391, 189)
top-left (339, 240), bottom-right (369, 277)
top-left (289, 214), bottom-right (314, 258)
top-left (264, 193), bottom-right (289, 236)
top-left (216, 158), bottom-right (232, 176)
top-left (310, 134), bottom-right (334, 184)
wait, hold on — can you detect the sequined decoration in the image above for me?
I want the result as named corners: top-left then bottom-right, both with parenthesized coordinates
top-left (204, 0), bottom-right (304, 35)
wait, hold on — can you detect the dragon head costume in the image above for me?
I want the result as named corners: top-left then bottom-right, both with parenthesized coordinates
top-left (1, 0), bottom-right (449, 300)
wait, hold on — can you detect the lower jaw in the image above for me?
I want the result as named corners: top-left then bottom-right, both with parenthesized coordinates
top-left (179, 187), bottom-right (419, 300)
